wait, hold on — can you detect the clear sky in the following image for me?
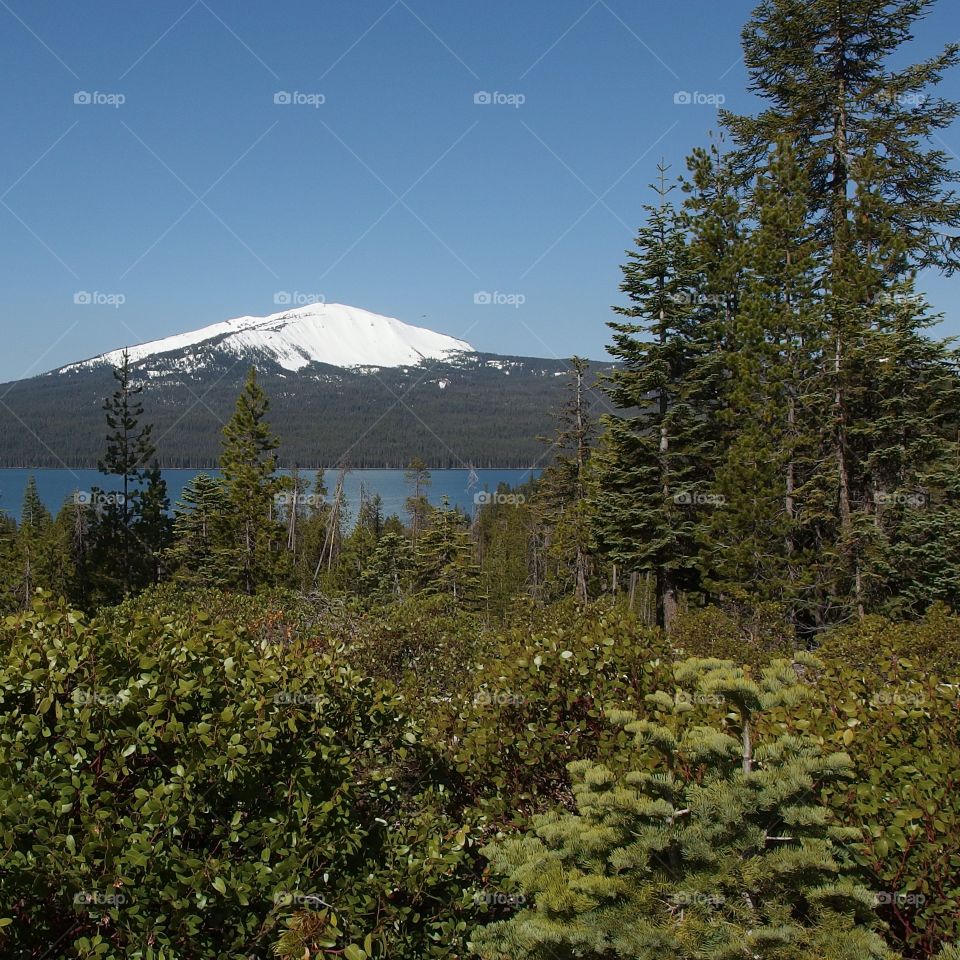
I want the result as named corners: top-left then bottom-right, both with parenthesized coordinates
top-left (1, 0), bottom-right (958, 383)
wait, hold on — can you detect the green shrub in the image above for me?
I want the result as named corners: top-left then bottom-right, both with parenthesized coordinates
top-left (797, 643), bottom-right (960, 959)
top-left (425, 601), bottom-right (675, 819)
top-left (0, 593), bottom-right (476, 959)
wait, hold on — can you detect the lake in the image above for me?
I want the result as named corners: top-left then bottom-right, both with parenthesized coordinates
top-left (0, 468), bottom-right (540, 521)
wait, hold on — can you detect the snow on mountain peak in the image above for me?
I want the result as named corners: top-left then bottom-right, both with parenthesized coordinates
top-left (61, 303), bottom-right (474, 373)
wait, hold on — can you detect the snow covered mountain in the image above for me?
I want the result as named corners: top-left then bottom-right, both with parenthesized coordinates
top-left (59, 302), bottom-right (474, 374)
top-left (1, 302), bottom-right (613, 468)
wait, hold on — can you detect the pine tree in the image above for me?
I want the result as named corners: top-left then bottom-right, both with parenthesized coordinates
top-left (218, 369), bottom-right (282, 594)
top-left (591, 163), bottom-right (709, 629)
top-left (476, 481), bottom-right (536, 618)
top-left (133, 464), bottom-right (173, 586)
top-left (473, 655), bottom-right (897, 960)
top-left (415, 497), bottom-right (481, 606)
top-left (339, 488), bottom-right (385, 594)
top-left (13, 477), bottom-right (66, 606)
top-left (98, 350), bottom-right (156, 595)
top-left (723, 0), bottom-right (960, 622)
top-left (404, 457), bottom-right (432, 548)
top-left (700, 141), bottom-right (833, 632)
top-left (169, 473), bottom-right (228, 588)
top-left (536, 357), bottom-right (596, 602)
top-left (0, 510), bottom-right (17, 613)
top-left (724, 0), bottom-right (960, 271)
top-left (360, 528), bottom-right (415, 601)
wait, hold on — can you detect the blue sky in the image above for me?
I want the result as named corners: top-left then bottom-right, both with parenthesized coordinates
top-left (0, 0), bottom-right (958, 383)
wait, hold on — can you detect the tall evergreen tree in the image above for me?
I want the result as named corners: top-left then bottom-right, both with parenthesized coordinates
top-left (404, 457), bottom-right (432, 548)
top-left (591, 164), bottom-right (711, 629)
top-left (0, 510), bottom-right (17, 614)
top-left (133, 464), bottom-right (173, 586)
top-left (701, 141), bottom-right (833, 632)
top-left (722, 0), bottom-right (960, 622)
top-left (13, 477), bottom-right (68, 606)
top-left (218, 369), bottom-right (282, 594)
top-left (536, 356), bottom-right (596, 602)
top-left (98, 350), bottom-right (156, 595)
top-left (723, 0), bottom-right (960, 271)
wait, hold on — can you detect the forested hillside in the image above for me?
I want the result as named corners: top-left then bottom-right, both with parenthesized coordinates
top-left (0, 353), bottom-right (611, 469)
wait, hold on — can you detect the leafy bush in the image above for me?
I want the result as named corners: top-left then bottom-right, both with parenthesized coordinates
top-left (816, 603), bottom-right (960, 680)
top-left (422, 601), bottom-right (674, 818)
top-left (0, 593), bottom-right (476, 959)
top-left (797, 641), bottom-right (960, 959)
top-left (670, 602), bottom-right (797, 668)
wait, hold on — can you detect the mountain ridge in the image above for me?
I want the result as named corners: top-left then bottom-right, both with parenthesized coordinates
top-left (55, 302), bottom-right (475, 376)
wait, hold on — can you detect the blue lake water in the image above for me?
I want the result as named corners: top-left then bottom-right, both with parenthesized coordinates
top-left (0, 468), bottom-right (540, 521)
